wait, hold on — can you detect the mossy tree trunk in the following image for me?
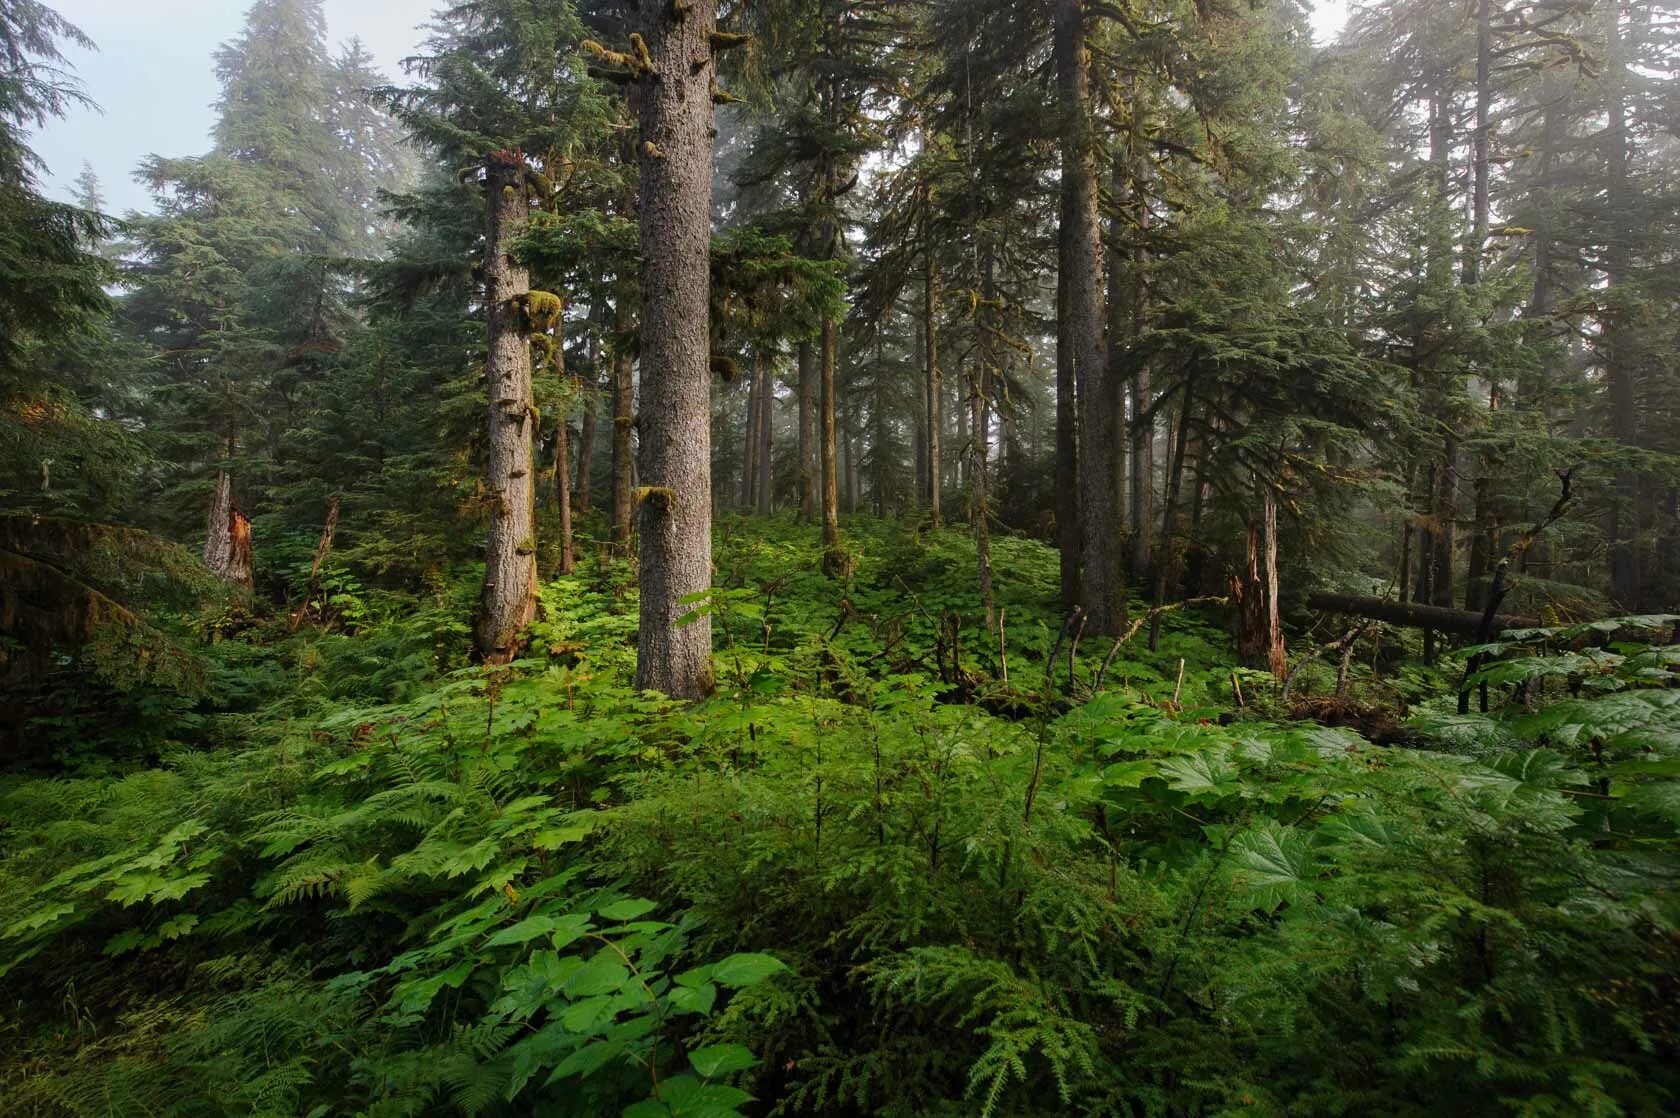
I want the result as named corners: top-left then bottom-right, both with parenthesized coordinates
top-left (634, 0), bottom-right (717, 699)
top-left (475, 150), bottom-right (538, 664)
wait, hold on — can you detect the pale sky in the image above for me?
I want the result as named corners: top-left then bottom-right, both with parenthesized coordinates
top-left (31, 0), bottom-right (1354, 216)
top-left (32, 0), bottom-right (429, 214)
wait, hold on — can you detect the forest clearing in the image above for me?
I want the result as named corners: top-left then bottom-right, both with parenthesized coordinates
top-left (2, 0), bottom-right (1679, 1114)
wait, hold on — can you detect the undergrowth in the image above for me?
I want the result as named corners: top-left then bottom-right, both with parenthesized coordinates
top-left (2, 518), bottom-right (1677, 1116)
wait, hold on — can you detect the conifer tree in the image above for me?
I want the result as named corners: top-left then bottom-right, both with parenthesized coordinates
top-left (623, 0), bottom-right (723, 698)
top-left (382, 0), bottom-right (607, 662)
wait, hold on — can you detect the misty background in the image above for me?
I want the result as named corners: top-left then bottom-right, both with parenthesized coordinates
top-left (32, 0), bottom-right (1354, 215)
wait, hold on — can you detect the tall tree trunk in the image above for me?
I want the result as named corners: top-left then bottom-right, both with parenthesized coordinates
top-left (1604, 0), bottom-right (1638, 608)
top-left (555, 410), bottom-right (574, 576)
top-left (1462, 0), bottom-right (1494, 611)
top-left (203, 470), bottom-right (254, 590)
top-left (611, 339), bottom-right (634, 555)
top-left (1428, 84), bottom-right (1457, 622)
top-left (954, 368), bottom-right (968, 489)
top-left (1464, 0), bottom-right (1492, 288)
top-left (634, 0), bottom-right (717, 699)
top-left (1127, 94), bottom-right (1155, 587)
top-left (1055, 171), bottom-right (1080, 612)
top-left (797, 341), bottom-right (817, 522)
top-left (1149, 380), bottom-right (1194, 650)
top-left (575, 377), bottom-right (596, 515)
top-left (757, 355), bottom-right (774, 516)
top-left (912, 327), bottom-right (928, 511)
top-left (1106, 146), bottom-right (1130, 573)
top-left (846, 398), bottom-right (862, 514)
top-left (1057, 0), bottom-right (1122, 636)
top-left (1262, 490), bottom-right (1285, 679)
top-left (816, 28), bottom-right (845, 572)
top-left (969, 357), bottom-right (996, 631)
top-left (575, 317), bottom-right (601, 515)
top-left (820, 316), bottom-right (842, 573)
top-left (475, 151), bottom-right (539, 663)
top-left (1414, 88), bottom-right (1454, 664)
top-left (925, 207), bottom-right (944, 529)
top-left (1130, 369), bottom-right (1154, 586)
top-left (741, 361), bottom-right (762, 508)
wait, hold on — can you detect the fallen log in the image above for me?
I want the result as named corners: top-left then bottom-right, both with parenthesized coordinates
top-left (1306, 592), bottom-right (1540, 638)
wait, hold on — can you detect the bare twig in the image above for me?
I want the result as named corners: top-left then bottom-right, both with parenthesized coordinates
top-left (1457, 470), bottom-right (1574, 714)
top-left (1093, 596), bottom-right (1229, 693)
top-left (997, 608), bottom-right (1009, 688)
top-left (1281, 620), bottom-right (1375, 703)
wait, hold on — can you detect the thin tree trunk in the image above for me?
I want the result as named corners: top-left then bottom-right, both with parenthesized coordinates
top-left (1128, 115), bottom-right (1154, 586)
top-left (1464, 0), bottom-right (1491, 288)
top-left (741, 360), bottom-right (761, 508)
top-left (970, 358), bottom-right (995, 631)
top-left (475, 151), bottom-right (539, 663)
top-left (798, 341), bottom-right (817, 522)
top-left (1055, 170), bottom-right (1080, 612)
top-left (1262, 488), bottom-right (1286, 678)
top-left (925, 204), bottom-right (944, 529)
top-left (544, 305), bottom-right (574, 576)
top-left (1057, 0), bottom-right (1122, 637)
top-left (575, 318), bottom-right (600, 514)
top-left (820, 316), bottom-right (842, 573)
top-left (1149, 379), bottom-right (1193, 650)
top-left (954, 369), bottom-right (968, 489)
top-left (575, 376), bottom-right (596, 515)
top-left (555, 409), bottom-right (574, 576)
top-left (634, 0), bottom-right (717, 698)
top-left (611, 341), bottom-right (634, 554)
top-left (1604, 0), bottom-right (1638, 608)
top-left (758, 355), bottom-right (774, 515)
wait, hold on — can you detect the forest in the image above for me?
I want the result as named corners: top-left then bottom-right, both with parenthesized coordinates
top-left (1, 0), bottom-right (1678, 1113)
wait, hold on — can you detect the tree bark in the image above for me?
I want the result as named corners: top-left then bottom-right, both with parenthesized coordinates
top-left (611, 338), bottom-right (634, 555)
top-left (574, 374), bottom-right (596, 515)
top-left (475, 151), bottom-right (539, 663)
top-left (1149, 379), bottom-right (1193, 650)
top-left (925, 204), bottom-right (944, 529)
top-left (634, 0), bottom-right (717, 699)
top-left (741, 360), bottom-right (761, 508)
top-left (820, 316), bottom-right (842, 573)
top-left (1604, 0), bottom-right (1638, 608)
top-left (555, 409), bottom-right (574, 576)
top-left (969, 360), bottom-right (995, 631)
top-left (575, 316), bottom-right (601, 514)
top-left (1261, 489), bottom-right (1286, 678)
top-left (1055, 167), bottom-right (1080, 613)
top-left (203, 470), bottom-right (254, 590)
top-left (815, 13), bottom-right (845, 570)
top-left (1308, 591), bottom-right (1540, 637)
top-left (757, 353), bottom-right (774, 515)
top-left (1057, 0), bottom-right (1122, 637)
top-left (797, 340), bottom-right (817, 523)
top-left (1123, 117), bottom-right (1154, 587)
